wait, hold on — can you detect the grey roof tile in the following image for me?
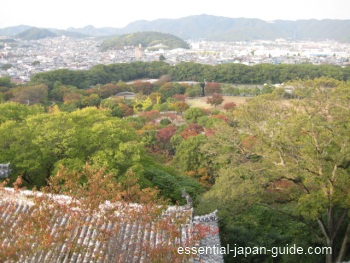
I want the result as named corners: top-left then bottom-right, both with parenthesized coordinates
top-left (0, 188), bottom-right (223, 263)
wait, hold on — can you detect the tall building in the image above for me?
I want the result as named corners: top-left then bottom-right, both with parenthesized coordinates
top-left (134, 43), bottom-right (142, 60)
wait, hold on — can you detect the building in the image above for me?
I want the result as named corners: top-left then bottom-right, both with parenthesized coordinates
top-left (115, 91), bottom-right (137, 100)
top-left (134, 44), bottom-right (143, 60)
top-left (0, 187), bottom-right (223, 263)
top-left (0, 163), bottom-right (10, 179)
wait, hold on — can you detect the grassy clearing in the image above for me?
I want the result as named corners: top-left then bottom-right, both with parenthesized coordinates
top-left (186, 96), bottom-right (248, 111)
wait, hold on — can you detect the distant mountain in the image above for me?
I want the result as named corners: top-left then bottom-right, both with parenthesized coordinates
top-left (101, 31), bottom-right (190, 51)
top-left (67, 25), bottom-right (121, 37)
top-left (49, 28), bottom-right (88, 38)
top-left (0, 26), bottom-right (88, 39)
top-left (0, 25), bottom-right (32, 36)
top-left (117, 15), bottom-right (350, 42)
top-left (15, 27), bottom-right (57, 40)
top-left (273, 19), bottom-right (350, 42)
top-left (2, 15), bottom-right (350, 42)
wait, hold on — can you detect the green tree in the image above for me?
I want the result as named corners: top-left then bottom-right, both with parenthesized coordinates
top-left (158, 83), bottom-right (185, 99)
top-left (199, 80), bottom-right (350, 263)
top-left (81, 94), bottom-right (101, 107)
top-left (172, 135), bottom-right (207, 173)
top-left (10, 84), bottom-right (49, 104)
top-left (0, 108), bottom-right (144, 187)
top-left (0, 102), bottom-right (44, 124)
top-left (0, 76), bottom-right (12, 88)
top-left (172, 101), bottom-right (189, 114)
top-left (184, 107), bottom-right (205, 123)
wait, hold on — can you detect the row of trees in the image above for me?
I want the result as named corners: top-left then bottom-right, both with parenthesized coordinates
top-left (29, 61), bottom-right (350, 89)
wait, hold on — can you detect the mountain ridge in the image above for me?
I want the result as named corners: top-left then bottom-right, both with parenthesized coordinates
top-left (100, 31), bottom-right (190, 51)
top-left (1, 15), bottom-right (350, 42)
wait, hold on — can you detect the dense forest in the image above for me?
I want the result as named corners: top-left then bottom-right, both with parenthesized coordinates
top-left (30, 61), bottom-right (350, 89)
top-left (1, 63), bottom-right (350, 262)
top-left (100, 31), bottom-right (190, 51)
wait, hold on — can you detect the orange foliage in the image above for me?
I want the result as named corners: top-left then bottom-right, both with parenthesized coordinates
top-left (139, 110), bottom-right (160, 122)
top-left (186, 167), bottom-right (213, 188)
top-left (210, 114), bottom-right (229, 123)
top-left (180, 123), bottom-right (204, 139)
top-left (156, 125), bottom-right (177, 145)
top-left (240, 135), bottom-right (257, 152)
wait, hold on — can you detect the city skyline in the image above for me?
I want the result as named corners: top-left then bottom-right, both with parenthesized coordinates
top-left (1, 0), bottom-right (350, 29)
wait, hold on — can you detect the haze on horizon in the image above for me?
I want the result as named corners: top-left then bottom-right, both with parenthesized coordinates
top-left (1, 0), bottom-right (349, 29)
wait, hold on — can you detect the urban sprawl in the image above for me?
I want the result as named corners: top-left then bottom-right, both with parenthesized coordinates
top-left (1, 36), bottom-right (350, 83)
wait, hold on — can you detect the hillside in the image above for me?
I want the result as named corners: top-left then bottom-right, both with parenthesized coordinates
top-left (49, 28), bottom-right (88, 38)
top-left (3, 15), bottom-right (350, 42)
top-left (0, 25), bottom-right (32, 36)
top-left (119, 15), bottom-right (350, 42)
top-left (15, 27), bottom-right (57, 40)
top-left (100, 31), bottom-right (190, 50)
top-left (67, 25), bottom-right (121, 37)
top-left (3, 26), bottom-right (87, 40)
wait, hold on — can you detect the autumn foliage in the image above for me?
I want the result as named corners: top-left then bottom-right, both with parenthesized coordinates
top-left (206, 94), bottom-right (224, 108)
top-left (0, 164), bottom-right (212, 263)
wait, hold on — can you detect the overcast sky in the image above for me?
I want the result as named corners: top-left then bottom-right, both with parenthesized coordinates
top-left (1, 0), bottom-right (349, 29)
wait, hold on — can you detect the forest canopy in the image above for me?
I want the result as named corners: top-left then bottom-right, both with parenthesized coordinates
top-left (30, 61), bottom-right (350, 89)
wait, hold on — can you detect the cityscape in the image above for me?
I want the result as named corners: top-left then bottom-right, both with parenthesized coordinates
top-left (1, 35), bottom-right (350, 83)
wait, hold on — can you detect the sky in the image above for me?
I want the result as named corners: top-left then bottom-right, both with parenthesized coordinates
top-left (1, 0), bottom-right (350, 29)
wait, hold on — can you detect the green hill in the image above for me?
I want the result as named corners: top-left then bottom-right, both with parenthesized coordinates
top-left (15, 27), bottom-right (57, 40)
top-left (118, 15), bottom-right (350, 42)
top-left (100, 31), bottom-right (190, 51)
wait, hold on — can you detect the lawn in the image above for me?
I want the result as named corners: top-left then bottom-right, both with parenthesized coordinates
top-left (186, 96), bottom-right (248, 110)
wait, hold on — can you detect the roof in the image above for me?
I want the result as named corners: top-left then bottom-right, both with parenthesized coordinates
top-left (0, 188), bottom-right (223, 263)
top-left (0, 163), bottom-right (10, 179)
top-left (115, 91), bottom-right (136, 96)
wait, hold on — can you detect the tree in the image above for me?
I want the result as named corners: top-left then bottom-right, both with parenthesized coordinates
top-left (185, 84), bottom-right (201, 98)
top-left (131, 81), bottom-right (153, 95)
top-left (173, 135), bottom-right (206, 170)
top-left (139, 110), bottom-right (160, 122)
top-left (223, 101), bottom-right (237, 111)
top-left (0, 76), bottom-right (12, 88)
top-left (10, 84), bottom-right (49, 104)
top-left (180, 123), bottom-right (204, 140)
top-left (184, 107), bottom-right (205, 123)
top-left (149, 92), bottom-right (163, 104)
top-left (156, 125), bottom-right (177, 146)
top-left (199, 80), bottom-right (350, 263)
top-left (206, 94), bottom-right (224, 108)
top-left (0, 108), bottom-right (145, 187)
top-left (158, 83), bottom-right (185, 99)
top-left (172, 101), bottom-right (189, 114)
top-left (97, 83), bottom-right (126, 98)
top-left (49, 83), bottom-right (80, 102)
top-left (81, 94), bottom-right (101, 107)
top-left (172, 94), bottom-right (187, 102)
top-left (0, 102), bottom-right (44, 124)
top-left (172, 135), bottom-right (211, 186)
top-left (205, 82), bottom-right (222, 95)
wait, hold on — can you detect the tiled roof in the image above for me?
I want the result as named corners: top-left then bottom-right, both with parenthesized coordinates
top-left (0, 188), bottom-right (223, 263)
